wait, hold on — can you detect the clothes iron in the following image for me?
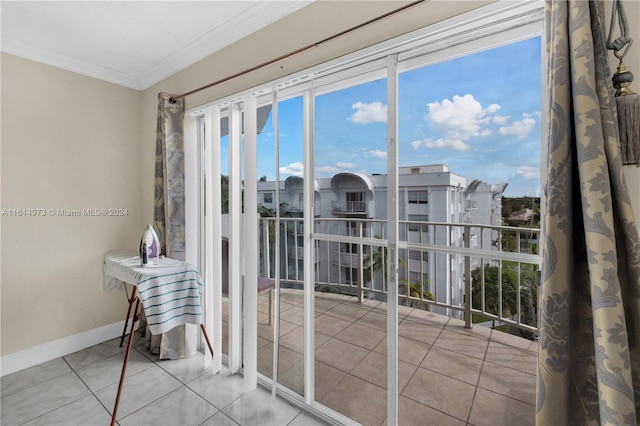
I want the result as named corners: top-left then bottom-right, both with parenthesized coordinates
top-left (139, 224), bottom-right (161, 266)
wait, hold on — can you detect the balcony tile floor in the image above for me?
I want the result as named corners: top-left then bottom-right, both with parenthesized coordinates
top-left (1, 289), bottom-right (537, 426)
top-left (247, 289), bottom-right (537, 426)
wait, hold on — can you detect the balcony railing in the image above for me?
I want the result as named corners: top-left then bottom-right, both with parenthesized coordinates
top-left (332, 200), bottom-right (367, 213)
top-left (259, 217), bottom-right (542, 336)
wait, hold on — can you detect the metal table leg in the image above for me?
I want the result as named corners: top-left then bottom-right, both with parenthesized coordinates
top-left (119, 284), bottom-right (137, 348)
top-left (111, 298), bottom-right (140, 426)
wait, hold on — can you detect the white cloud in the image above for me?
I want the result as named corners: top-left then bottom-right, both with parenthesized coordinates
top-left (348, 101), bottom-right (387, 124)
top-left (492, 115), bottom-right (509, 124)
top-left (426, 94), bottom-right (501, 141)
top-left (368, 149), bottom-right (387, 159)
top-left (415, 94), bottom-right (502, 151)
top-left (335, 161), bottom-right (357, 169)
top-left (411, 96), bottom-right (539, 154)
top-left (410, 140), bottom-right (423, 150)
top-left (515, 165), bottom-right (539, 180)
top-left (410, 138), bottom-right (470, 152)
top-left (484, 103), bottom-right (501, 114)
top-left (316, 165), bottom-right (341, 175)
top-left (282, 161), bottom-right (358, 178)
top-left (499, 117), bottom-right (536, 139)
top-left (279, 162), bottom-right (304, 176)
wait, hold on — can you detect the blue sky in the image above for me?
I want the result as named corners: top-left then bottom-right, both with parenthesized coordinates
top-left (227, 36), bottom-right (541, 197)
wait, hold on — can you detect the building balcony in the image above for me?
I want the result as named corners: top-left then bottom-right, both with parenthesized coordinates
top-left (465, 200), bottom-right (478, 210)
top-left (246, 288), bottom-right (537, 425)
top-left (331, 200), bottom-right (368, 215)
top-left (247, 217), bottom-right (540, 424)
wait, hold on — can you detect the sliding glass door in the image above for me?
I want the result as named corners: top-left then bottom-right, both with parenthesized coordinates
top-left (194, 3), bottom-right (543, 425)
top-left (312, 75), bottom-right (391, 423)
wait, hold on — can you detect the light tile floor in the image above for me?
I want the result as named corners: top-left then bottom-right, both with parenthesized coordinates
top-left (2, 289), bottom-right (537, 426)
top-left (0, 333), bottom-right (327, 426)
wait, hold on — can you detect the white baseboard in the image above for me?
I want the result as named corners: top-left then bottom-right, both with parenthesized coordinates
top-left (1, 320), bottom-right (130, 377)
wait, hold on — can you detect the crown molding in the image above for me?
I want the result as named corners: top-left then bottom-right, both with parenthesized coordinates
top-left (1, 1), bottom-right (313, 91)
top-left (1, 36), bottom-right (142, 89)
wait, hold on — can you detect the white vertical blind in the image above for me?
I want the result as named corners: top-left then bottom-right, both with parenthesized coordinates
top-left (228, 103), bottom-right (243, 373)
top-left (303, 89), bottom-right (315, 404)
top-left (385, 53), bottom-right (399, 426)
top-left (183, 114), bottom-right (200, 358)
top-left (204, 106), bottom-right (223, 373)
top-left (271, 88), bottom-right (282, 405)
top-left (243, 96), bottom-right (258, 391)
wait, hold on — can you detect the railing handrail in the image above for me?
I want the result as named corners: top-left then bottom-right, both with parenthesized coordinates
top-left (260, 216), bottom-right (541, 335)
top-left (264, 216), bottom-right (541, 232)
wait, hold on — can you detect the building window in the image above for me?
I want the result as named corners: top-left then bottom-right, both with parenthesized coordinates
top-left (408, 190), bottom-right (428, 204)
top-left (408, 214), bottom-right (429, 232)
top-left (346, 192), bottom-right (365, 211)
top-left (263, 192), bottom-right (273, 204)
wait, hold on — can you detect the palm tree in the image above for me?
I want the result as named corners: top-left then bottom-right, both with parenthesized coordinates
top-left (398, 257), bottom-right (433, 309)
top-left (362, 238), bottom-right (433, 309)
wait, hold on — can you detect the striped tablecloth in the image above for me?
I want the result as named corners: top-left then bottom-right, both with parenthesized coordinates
top-left (104, 250), bottom-right (204, 335)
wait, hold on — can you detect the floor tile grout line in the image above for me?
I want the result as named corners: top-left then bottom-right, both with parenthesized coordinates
top-left (1, 359), bottom-right (74, 399)
top-left (11, 360), bottom-right (104, 426)
top-left (465, 328), bottom-right (493, 425)
top-left (117, 383), bottom-right (222, 426)
top-left (63, 343), bottom-right (131, 424)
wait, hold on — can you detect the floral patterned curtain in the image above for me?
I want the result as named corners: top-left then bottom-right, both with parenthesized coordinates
top-left (537, 1), bottom-right (640, 424)
top-left (154, 92), bottom-right (186, 261)
top-left (149, 92), bottom-right (194, 359)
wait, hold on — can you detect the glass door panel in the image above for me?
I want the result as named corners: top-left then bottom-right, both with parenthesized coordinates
top-left (396, 37), bottom-right (542, 423)
top-left (218, 116), bottom-right (230, 358)
top-left (313, 77), bottom-right (388, 424)
top-left (255, 96), bottom-right (306, 397)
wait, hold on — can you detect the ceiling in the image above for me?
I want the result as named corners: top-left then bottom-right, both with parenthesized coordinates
top-left (0, 1), bottom-right (313, 90)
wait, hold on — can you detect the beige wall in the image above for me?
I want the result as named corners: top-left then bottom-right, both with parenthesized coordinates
top-left (1, 54), bottom-right (143, 355)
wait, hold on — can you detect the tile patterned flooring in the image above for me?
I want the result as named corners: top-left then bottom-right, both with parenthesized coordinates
top-left (0, 333), bottom-right (324, 426)
top-left (1, 289), bottom-right (537, 426)
top-left (242, 290), bottom-right (538, 426)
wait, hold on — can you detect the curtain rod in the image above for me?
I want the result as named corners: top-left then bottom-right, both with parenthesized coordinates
top-left (170, 0), bottom-right (426, 103)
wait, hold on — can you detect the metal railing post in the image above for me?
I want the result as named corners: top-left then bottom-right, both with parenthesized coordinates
top-left (464, 225), bottom-right (472, 329)
top-left (357, 221), bottom-right (364, 303)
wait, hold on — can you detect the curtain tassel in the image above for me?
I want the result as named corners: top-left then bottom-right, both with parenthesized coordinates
top-left (606, 0), bottom-right (639, 165)
top-left (612, 60), bottom-right (640, 165)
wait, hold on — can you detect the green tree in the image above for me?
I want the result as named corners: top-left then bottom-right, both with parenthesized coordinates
top-left (221, 174), bottom-right (229, 214)
top-left (471, 262), bottom-right (538, 337)
top-left (398, 259), bottom-right (434, 309)
top-left (471, 264), bottom-right (517, 316)
top-left (362, 241), bottom-right (433, 309)
top-left (258, 203), bottom-right (291, 244)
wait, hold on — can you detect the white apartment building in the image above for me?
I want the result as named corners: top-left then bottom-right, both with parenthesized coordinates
top-left (257, 164), bottom-right (506, 313)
